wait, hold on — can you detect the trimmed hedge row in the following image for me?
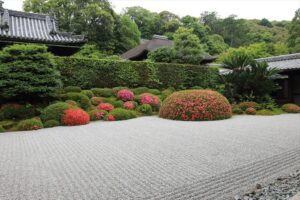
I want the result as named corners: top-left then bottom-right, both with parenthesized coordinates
top-left (56, 57), bottom-right (219, 89)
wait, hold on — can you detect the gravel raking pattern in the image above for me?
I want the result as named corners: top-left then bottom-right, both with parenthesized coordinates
top-left (0, 115), bottom-right (299, 200)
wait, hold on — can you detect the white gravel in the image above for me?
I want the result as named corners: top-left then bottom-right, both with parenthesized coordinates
top-left (0, 114), bottom-right (299, 199)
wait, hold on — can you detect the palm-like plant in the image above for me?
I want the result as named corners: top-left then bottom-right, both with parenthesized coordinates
top-left (221, 51), bottom-right (280, 103)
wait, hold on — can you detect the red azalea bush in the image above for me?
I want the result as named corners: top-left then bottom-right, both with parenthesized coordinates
top-left (238, 101), bottom-right (258, 111)
top-left (106, 114), bottom-right (115, 121)
top-left (97, 103), bottom-right (114, 112)
top-left (281, 104), bottom-right (300, 113)
top-left (123, 101), bottom-right (136, 110)
top-left (61, 108), bottom-right (90, 126)
top-left (245, 107), bottom-right (256, 115)
top-left (159, 90), bottom-right (232, 121)
top-left (139, 93), bottom-right (160, 107)
top-left (117, 89), bottom-right (134, 101)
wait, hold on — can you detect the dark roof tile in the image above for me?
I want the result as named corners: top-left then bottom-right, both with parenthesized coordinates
top-left (0, 8), bottom-right (86, 45)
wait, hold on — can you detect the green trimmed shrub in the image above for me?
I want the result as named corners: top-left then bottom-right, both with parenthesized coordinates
top-left (232, 107), bottom-right (244, 114)
top-left (137, 104), bottom-right (152, 115)
top-left (245, 107), bottom-right (256, 115)
top-left (0, 120), bottom-right (15, 130)
top-left (17, 118), bottom-right (43, 131)
top-left (103, 98), bottom-right (123, 108)
top-left (159, 90), bottom-right (232, 121)
top-left (148, 89), bottom-right (161, 95)
top-left (0, 103), bottom-right (38, 120)
top-left (132, 87), bottom-right (151, 95)
top-left (109, 108), bottom-right (137, 120)
top-left (88, 109), bottom-right (108, 121)
top-left (81, 90), bottom-right (94, 98)
top-left (0, 44), bottom-right (62, 102)
top-left (65, 100), bottom-right (78, 107)
top-left (56, 57), bottom-right (219, 89)
top-left (44, 120), bottom-right (60, 128)
top-left (281, 104), bottom-right (300, 113)
top-left (62, 92), bottom-right (91, 110)
top-left (40, 102), bottom-right (71, 122)
top-left (91, 97), bottom-right (104, 106)
top-left (91, 88), bottom-right (113, 97)
top-left (239, 102), bottom-right (258, 111)
top-left (0, 125), bottom-right (5, 133)
top-left (64, 86), bottom-right (81, 93)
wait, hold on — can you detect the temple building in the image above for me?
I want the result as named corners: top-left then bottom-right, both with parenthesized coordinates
top-left (257, 53), bottom-right (300, 105)
top-left (0, 1), bottom-right (86, 56)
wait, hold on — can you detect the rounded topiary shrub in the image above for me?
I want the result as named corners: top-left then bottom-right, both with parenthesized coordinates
top-left (0, 44), bottom-right (62, 102)
top-left (44, 120), bottom-right (60, 128)
top-left (81, 90), bottom-right (94, 98)
top-left (62, 92), bottom-right (91, 110)
top-left (232, 106), bottom-right (244, 114)
top-left (123, 101), bottom-right (136, 110)
top-left (159, 90), bottom-right (232, 121)
top-left (239, 102), bottom-right (258, 111)
top-left (139, 93), bottom-right (161, 112)
top-left (88, 109), bottom-right (108, 121)
top-left (17, 118), bottom-right (43, 131)
top-left (91, 88), bottom-right (113, 97)
top-left (117, 89), bottom-right (134, 102)
top-left (112, 87), bottom-right (128, 96)
top-left (97, 103), bottom-right (114, 112)
top-left (109, 108), bottom-right (136, 120)
top-left (137, 104), bottom-right (152, 115)
top-left (281, 104), bottom-right (300, 113)
top-left (61, 108), bottom-right (90, 126)
top-left (64, 86), bottom-right (81, 93)
top-left (245, 107), bottom-right (256, 115)
top-left (91, 97), bottom-right (104, 106)
top-left (103, 98), bottom-right (123, 108)
top-left (105, 114), bottom-right (115, 121)
top-left (65, 100), bottom-right (78, 107)
top-left (40, 102), bottom-right (72, 122)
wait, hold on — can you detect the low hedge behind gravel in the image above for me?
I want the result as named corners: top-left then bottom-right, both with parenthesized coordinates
top-left (56, 57), bottom-right (219, 89)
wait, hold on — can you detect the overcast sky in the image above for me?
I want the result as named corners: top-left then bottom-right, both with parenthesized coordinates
top-left (3, 0), bottom-right (300, 21)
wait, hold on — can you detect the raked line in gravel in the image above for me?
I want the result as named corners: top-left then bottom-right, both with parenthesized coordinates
top-left (0, 114), bottom-right (299, 200)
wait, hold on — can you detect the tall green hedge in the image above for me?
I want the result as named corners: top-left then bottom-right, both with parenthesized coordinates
top-left (56, 57), bottom-right (219, 89)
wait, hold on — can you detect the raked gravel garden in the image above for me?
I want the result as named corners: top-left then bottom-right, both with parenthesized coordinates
top-left (0, 115), bottom-right (300, 199)
top-left (1, 45), bottom-right (300, 199)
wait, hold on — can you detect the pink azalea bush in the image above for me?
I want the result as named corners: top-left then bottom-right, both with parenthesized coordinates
top-left (139, 93), bottom-right (160, 107)
top-left (123, 101), bottom-right (136, 110)
top-left (117, 89), bottom-right (134, 102)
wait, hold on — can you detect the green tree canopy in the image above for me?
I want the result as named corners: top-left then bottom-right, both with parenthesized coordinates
top-left (124, 6), bottom-right (162, 39)
top-left (288, 9), bottom-right (300, 53)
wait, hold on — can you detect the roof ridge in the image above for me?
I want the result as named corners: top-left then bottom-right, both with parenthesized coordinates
top-left (256, 53), bottom-right (300, 62)
top-left (0, 8), bottom-right (54, 20)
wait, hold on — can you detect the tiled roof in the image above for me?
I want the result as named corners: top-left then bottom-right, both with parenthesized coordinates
top-left (121, 35), bottom-right (173, 59)
top-left (121, 35), bottom-right (217, 63)
top-left (0, 8), bottom-right (86, 45)
top-left (256, 53), bottom-right (300, 71)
